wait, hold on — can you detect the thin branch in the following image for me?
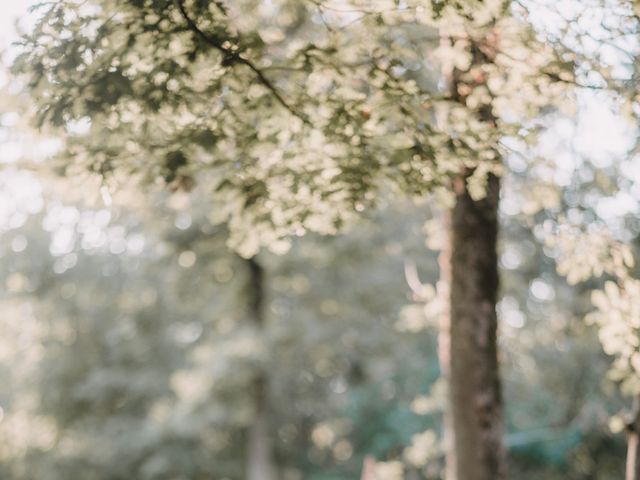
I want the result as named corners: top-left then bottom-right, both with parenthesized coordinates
top-left (307, 0), bottom-right (416, 15)
top-left (540, 70), bottom-right (618, 90)
top-left (174, 0), bottom-right (310, 124)
top-left (404, 259), bottom-right (428, 301)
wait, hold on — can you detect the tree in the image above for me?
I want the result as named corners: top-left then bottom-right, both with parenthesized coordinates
top-left (13, 1), bottom-right (579, 478)
top-left (0, 172), bottom-right (447, 479)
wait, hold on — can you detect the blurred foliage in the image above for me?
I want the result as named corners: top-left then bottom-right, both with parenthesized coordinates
top-left (0, 170), bottom-right (631, 478)
top-left (2, 0), bottom-right (640, 478)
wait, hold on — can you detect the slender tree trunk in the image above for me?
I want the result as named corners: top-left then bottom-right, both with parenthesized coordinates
top-left (361, 455), bottom-right (376, 480)
top-left (627, 396), bottom-right (640, 480)
top-left (246, 258), bottom-right (275, 480)
top-left (436, 213), bottom-right (457, 480)
top-left (446, 172), bottom-right (505, 480)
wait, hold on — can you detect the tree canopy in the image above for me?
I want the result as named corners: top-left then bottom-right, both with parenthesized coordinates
top-left (15, 0), bottom-right (574, 255)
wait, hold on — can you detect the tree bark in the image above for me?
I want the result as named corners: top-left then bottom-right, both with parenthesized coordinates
top-left (447, 172), bottom-right (505, 480)
top-left (626, 396), bottom-right (640, 480)
top-left (246, 258), bottom-right (276, 480)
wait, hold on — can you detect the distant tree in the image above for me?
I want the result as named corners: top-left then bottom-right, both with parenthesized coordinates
top-left (0, 179), bottom-right (446, 479)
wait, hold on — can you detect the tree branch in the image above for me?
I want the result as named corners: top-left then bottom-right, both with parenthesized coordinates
top-left (174, 0), bottom-right (310, 124)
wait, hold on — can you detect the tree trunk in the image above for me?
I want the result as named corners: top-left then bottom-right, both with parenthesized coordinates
top-left (626, 396), bottom-right (640, 480)
top-left (246, 258), bottom-right (276, 480)
top-left (436, 213), bottom-right (457, 480)
top-left (447, 172), bottom-right (505, 480)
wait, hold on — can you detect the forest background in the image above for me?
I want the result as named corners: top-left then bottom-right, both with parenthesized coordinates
top-left (1, 1), bottom-right (640, 479)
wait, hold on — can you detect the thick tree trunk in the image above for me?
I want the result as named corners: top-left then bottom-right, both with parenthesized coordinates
top-left (246, 258), bottom-right (276, 480)
top-left (626, 396), bottom-right (640, 480)
top-left (447, 172), bottom-right (505, 480)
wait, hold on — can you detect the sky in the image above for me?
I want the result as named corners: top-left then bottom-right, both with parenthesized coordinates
top-left (0, 1), bottom-right (47, 234)
top-left (0, 1), bottom-right (32, 49)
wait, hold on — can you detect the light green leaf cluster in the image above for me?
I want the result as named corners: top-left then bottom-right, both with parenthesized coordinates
top-left (548, 224), bottom-right (634, 285)
top-left (403, 429), bottom-right (440, 467)
top-left (591, 278), bottom-right (640, 395)
top-left (549, 223), bottom-right (640, 395)
top-left (13, 0), bottom-right (578, 255)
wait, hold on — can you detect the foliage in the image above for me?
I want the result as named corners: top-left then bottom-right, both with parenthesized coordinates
top-left (0, 175), bottom-right (628, 478)
top-left (13, 0), bottom-right (575, 256)
top-left (4, 0), bottom-right (640, 479)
